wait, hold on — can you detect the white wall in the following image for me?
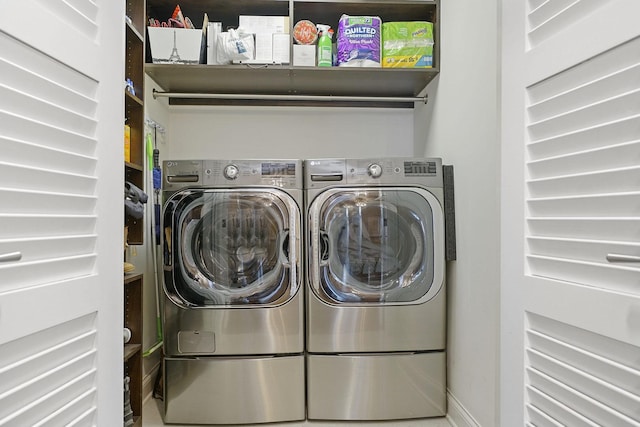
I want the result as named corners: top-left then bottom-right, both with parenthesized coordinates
top-left (162, 106), bottom-right (415, 160)
top-left (416, 1), bottom-right (500, 426)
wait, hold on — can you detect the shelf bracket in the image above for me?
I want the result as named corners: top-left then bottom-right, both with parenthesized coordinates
top-left (152, 89), bottom-right (428, 107)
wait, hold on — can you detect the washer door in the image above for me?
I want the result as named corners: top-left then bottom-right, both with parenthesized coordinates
top-left (308, 187), bottom-right (444, 305)
top-left (163, 188), bottom-right (300, 307)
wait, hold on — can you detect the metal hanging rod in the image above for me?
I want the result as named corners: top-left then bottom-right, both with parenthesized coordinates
top-left (153, 89), bottom-right (428, 104)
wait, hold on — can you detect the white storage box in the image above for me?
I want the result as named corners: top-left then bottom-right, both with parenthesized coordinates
top-left (293, 44), bottom-right (315, 66)
top-left (148, 27), bottom-right (202, 64)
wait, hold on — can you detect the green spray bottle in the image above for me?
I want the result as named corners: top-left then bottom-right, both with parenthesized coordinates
top-left (316, 24), bottom-right (332, 67)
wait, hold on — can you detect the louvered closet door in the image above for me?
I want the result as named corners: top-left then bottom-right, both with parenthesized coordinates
top-left (0, 1), bottom-right (123, 426)
top-left (501, 1), bottom-right (640, 426)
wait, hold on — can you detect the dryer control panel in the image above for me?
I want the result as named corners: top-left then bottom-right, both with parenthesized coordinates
top-left (305, 157), bottom-right (443, 189)
top-left (203, 160), bottom-right (302, 189)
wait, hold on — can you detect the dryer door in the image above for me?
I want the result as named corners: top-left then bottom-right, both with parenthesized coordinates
top-left (163, 188), bottom-right (300, 307)
top-left (308, 187), bottom-right (444, 305)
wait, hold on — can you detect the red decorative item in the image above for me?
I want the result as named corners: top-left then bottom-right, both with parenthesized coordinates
top-left (293, 20), bottom-right (318, 45)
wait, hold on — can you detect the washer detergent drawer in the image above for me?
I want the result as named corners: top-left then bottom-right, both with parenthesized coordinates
top-left (307, 352), bottom-right (446, 420)
top-left (164, 355), bottom-right (305, 424)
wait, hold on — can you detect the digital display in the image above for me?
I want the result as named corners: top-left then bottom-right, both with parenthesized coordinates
top-left (404, 161), bottom-right (437, 176)
top-left (261, 162), bottom-right (296, 177)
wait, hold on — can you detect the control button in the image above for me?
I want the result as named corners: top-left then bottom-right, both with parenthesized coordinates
top-left (368, 163), bottom-right (383, 178)
top-left (224, 164), bottom-right (239, 180)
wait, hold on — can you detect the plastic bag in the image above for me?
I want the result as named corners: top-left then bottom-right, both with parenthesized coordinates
top-left (124, 181), bottom-right (148, 219)
top-left (216, 28), bottom-right (254, 64)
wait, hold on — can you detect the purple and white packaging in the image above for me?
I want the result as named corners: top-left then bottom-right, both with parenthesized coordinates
top-left (337, 14), bottom-right (382, 67)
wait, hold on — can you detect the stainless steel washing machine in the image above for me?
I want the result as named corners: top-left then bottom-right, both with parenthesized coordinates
top-left (304, 157), bottom-right (447, 421)
top-left (161, 159), bottom-right (304, 424)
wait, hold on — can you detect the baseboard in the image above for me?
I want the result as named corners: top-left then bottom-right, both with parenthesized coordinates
top-left (143, 360), bottom-right (161, 405)
top-left (446, 391), bottom-right (481, 427)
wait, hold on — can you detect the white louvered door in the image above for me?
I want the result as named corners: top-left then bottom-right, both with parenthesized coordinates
top-left (501, 1), bottom-right (640, 426)
top-left (0, 1), bottom-right (123, 426)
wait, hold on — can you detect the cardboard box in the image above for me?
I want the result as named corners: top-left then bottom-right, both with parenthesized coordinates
top-left (293, 44), bottom-right (315, 66)
top-left (272, 33), bottom-right (290, 64)
top-left (124, 124), bottom-right (131, 163)
top-left (239, 16), bottom-right (289, 35)
top-left (206, 22), bottom-right (222, 65)
top-left (254, 33), bottom-right (274, 61)
top-left (148, 27), bottom-right (202, 64)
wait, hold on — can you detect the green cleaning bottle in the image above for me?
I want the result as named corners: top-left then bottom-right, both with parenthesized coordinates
top-left (317, 24), bottom-right (332, 67)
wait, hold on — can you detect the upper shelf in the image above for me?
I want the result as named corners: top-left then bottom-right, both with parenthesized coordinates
top-left (146, 64), bottom-right (437, 107)
top-left (145, 0), bottom-right (439, 107)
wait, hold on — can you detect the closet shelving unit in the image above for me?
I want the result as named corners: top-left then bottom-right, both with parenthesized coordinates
top-left (145, 0), bottom-right (439, 108)
top-left (124, 0), bottom-right (146, 425)
top-left (125, 0), bottom-right (146, 244)
top-left (124, 273), bottom-right (143, 426)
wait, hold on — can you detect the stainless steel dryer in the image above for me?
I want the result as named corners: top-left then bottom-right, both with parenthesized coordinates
top-left (305, 157), bottom-right (447, 421)
top-left (161, 159), bottom-right (304, 425)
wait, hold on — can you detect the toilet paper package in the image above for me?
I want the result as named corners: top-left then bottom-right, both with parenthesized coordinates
top-left (337, 15), bottom-right (382, 67)
top-left (382, 21), bottom-right (434, 68)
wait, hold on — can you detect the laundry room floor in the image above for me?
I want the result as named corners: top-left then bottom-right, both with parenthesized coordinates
top-left (143, 398), bottom-right (453, 427)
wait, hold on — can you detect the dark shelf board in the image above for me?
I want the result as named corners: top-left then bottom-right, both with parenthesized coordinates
top-left (124, 344), bottom-right (142, 361)
top-left (146, 64), bottom-right (438, 103)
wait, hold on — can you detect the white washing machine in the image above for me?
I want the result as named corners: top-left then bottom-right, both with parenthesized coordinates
top-left (161, 159), bottom-right (304, 424)
top-left (304, 157), bottom-right (447, 421)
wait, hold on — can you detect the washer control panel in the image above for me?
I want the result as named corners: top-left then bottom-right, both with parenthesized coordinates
top-left (204, 159), bottom-right (302, 188)
top-left (163, 159), bottom-right (302, 190)
top-left (305, 158), bottom-right (443, 188)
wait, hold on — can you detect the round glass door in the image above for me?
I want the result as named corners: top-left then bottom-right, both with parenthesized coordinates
top-left (309, 188), bottom-right (443, 305)
top-left (164, 189), bottom-right (300, 307)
